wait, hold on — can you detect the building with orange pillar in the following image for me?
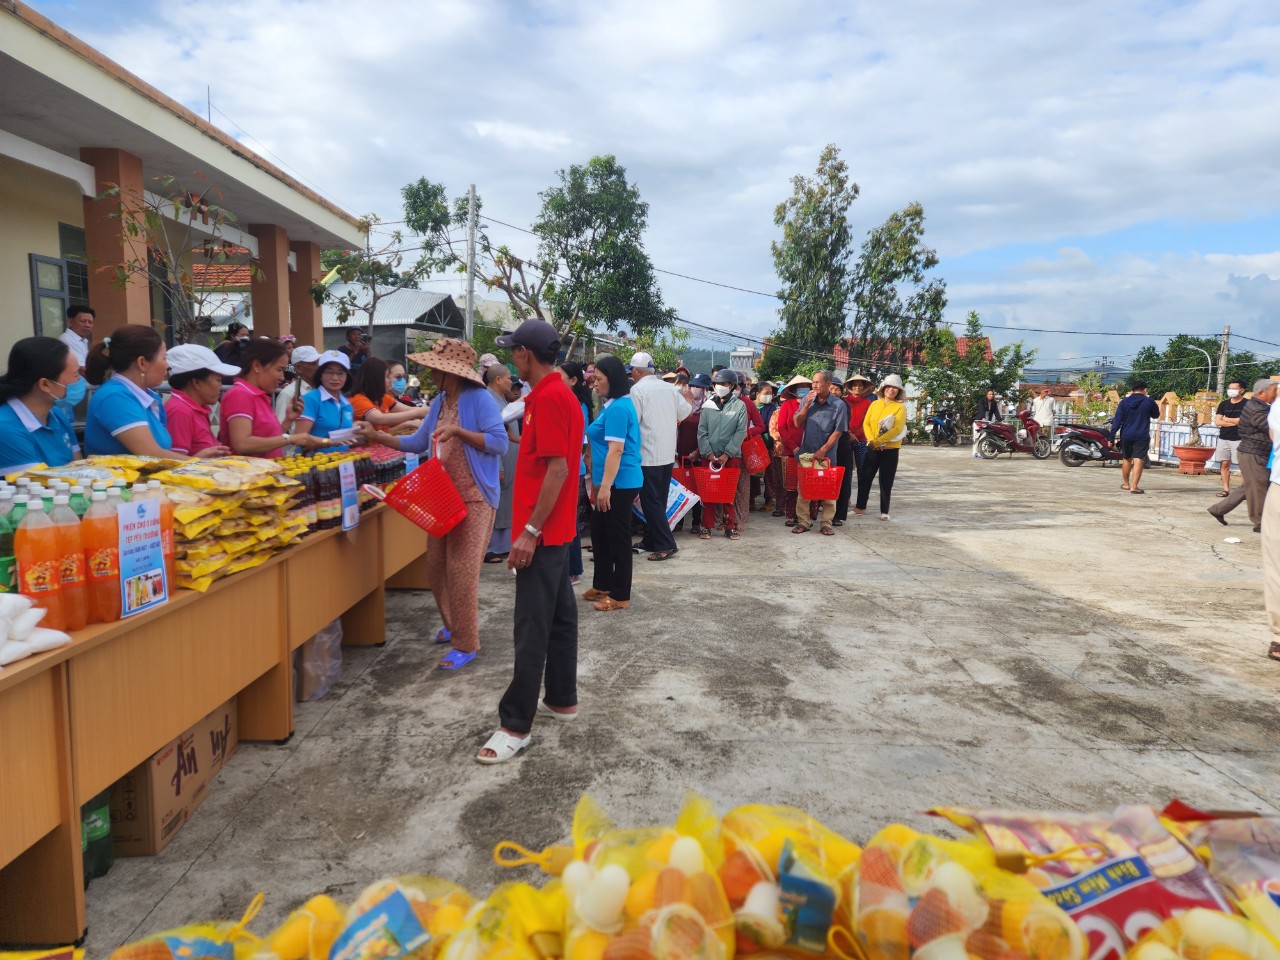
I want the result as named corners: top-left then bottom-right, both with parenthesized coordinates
top-left (0, 1), bottom-right (364, 351)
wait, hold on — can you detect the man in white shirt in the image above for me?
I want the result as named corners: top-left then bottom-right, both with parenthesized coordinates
top-left (628, 351), bottom-right (692, 561)
top-left (1031, 386), bottom-right (1056, 434)
top-left (274, 345), bottom-right (320, 427)
top-left (59, 304), bottom-right (95, 370)
top-left (1263, 379), bottom-right (1280, 661)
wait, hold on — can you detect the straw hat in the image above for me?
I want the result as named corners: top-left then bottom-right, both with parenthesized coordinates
top-left (878, 373), bottom-right (905, 396)
top-left (408, 338), bottom-right (485, 387)
top-left (780, 373), bottom-right (813, 396)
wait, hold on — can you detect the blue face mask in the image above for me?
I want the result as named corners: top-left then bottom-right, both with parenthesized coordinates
top-left (796, 387), bottom-right (810, 398)
top-left (391, 377), bottom-right (408, 394)
top-left (57, 375), bottom-right (87, 409)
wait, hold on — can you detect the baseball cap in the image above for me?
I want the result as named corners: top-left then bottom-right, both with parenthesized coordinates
top-left (315, 349), bottom-right (351, 371)
top-left (628, 351), bottom-right (655, 372)
top-left (494, 318), bottom-right (560, 352)
top-left (291, 345), bottom-right (321, 364)
top-left (165, 343), bottom-right (241, 378)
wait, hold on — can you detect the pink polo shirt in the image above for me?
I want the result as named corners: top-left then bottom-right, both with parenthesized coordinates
top-left (219, 379), bottom-right (285, 458)
top-left (164, 390), bottom-right (218, 456)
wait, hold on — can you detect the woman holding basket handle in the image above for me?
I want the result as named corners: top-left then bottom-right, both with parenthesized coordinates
top-left (357, 338), bottom-right (507, 671)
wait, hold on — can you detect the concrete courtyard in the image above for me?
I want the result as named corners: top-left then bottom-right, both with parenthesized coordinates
top-left (85, 446), bottom-right (1280, 953)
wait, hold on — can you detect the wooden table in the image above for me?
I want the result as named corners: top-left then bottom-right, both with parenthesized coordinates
top-left (0, 505), bottom-right (429, 946)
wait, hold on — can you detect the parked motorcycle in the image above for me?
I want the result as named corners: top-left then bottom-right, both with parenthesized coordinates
top-left (924, 408), bottom-right (960, 446)
top-left (974, 410), bottom-right (1052, 460)
top-left (1057, 421), bottom-right (1123, 467)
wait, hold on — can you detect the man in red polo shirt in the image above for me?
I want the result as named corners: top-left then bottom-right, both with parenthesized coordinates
top-left (477, 318), bottom-right (585, 764)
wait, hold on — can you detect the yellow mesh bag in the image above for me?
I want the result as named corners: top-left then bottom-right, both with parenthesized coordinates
top-left (1128, 910), bottom-right (1280, 960)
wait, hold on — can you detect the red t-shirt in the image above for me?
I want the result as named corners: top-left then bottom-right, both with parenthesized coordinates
top-left (777, 397), bottom-right (804, 453)
top-left (846, 395), bottom-right (873, 442)
top-left (513, 373), bottom-right (584, 546)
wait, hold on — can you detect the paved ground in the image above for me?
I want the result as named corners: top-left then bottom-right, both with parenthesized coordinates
top-left (85, 447), bottom-right (1280, 953)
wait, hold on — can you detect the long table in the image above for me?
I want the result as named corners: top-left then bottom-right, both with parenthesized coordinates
top-left (0, 505), bottom-right (429, 946)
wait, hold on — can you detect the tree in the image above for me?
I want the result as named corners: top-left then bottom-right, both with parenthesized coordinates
top-left (912, 311), bottom-right (1035, 423)
top-left (632, 325), bottom-right (691, 372)
top-left (96, 174), bottom-right (263, 344)
top-left (847, 202), bottom-right (947, 369)
top-left (1129, 334), bottom-right (1269, 397)
top-left (312, 214), bottom-right (428, 338)
top-left (761, 144), bottom-right (858, 381)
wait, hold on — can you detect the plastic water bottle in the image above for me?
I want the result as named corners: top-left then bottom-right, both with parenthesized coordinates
top-left (83, 492), bottom-right (121, 624)
top-left (15, 500), bottom-right (66, 631)
top-left (50, 495), bottom-right (88, 631)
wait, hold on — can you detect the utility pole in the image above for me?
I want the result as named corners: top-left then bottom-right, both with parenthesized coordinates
top-left (1216, 324), bottom-right (1230, 396)
top-left (465, 184), bottom-right (477, 341)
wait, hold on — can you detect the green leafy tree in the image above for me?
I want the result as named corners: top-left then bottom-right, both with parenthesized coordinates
top-left (633, 325), bottom-right (692, 372)
top-left (847, 202), bottom-right (947, 369)
top-left (1129, 334), bottom-right (1268, 398)
top-left (312, 213), bottom-right (429, 337)
top-left (912, 311), bottom-right (1035, 423)
top-left (761, 144), bottom-right (858, 381)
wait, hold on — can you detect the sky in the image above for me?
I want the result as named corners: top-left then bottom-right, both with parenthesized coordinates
top-left (31, 0), bottom-right (1280, 373)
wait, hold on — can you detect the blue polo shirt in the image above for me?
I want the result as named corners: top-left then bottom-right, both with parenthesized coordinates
top-left (299, 387), bottom-right (353, 451)
top-left (586, 396), bottom-right (643, 489)
top-left (0, 399), bottom-right (82, 474)
top-left (85, 374), bottom-right (172, 455)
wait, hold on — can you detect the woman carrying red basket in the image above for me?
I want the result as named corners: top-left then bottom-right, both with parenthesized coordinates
top-left (357, 338), bottom-right (507, 671)
top-left (696, 368), bottom-right (748, 540)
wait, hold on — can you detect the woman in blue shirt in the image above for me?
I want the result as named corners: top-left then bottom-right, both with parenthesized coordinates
top-left (84, 324), bottom-right (180, 457)
top-left (0, 337), bottom-right (84, 474)
top-left (583, 354), bottom-right (642, 612)
top-left (293, 350), bottom-right (355, 452)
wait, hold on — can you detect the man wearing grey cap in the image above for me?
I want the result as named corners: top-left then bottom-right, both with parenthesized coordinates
top-left (1209, 379), bottom-right (1276, 532)
top-left (629, 350), bottom-right (691, 561)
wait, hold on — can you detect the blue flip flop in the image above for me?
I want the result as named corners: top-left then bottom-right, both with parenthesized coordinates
top-left (434, 627), bottom-right (452, 645)
top-left (439, 649), bottom-right (476, 671)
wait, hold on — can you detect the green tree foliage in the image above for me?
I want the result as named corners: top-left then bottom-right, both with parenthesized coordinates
top-left (312, 213), bottom-right (431, 335)
top-left (632, 325), bottom-right (692, 373)
top-left (848, 202), bottom-right (947, 369)
top-left (1129, 334), bottom-right (1269, 397)
top-left (761, 144), bottom-right (858, 382)
top-left (912, 311), bottom-right (1035, 423)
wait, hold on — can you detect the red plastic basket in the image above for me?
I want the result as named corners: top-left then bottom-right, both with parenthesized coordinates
top-left (783, 456), bottom-right (799, 491)
top-left (797, 464), bottom-right (844, 500)
top-left (691, 464), bottom-right (740, 504)
top-left (671, 458), bottom-right (698, 494)
top-left (368, 458), bottom-right (467, 537)
top-left (741, 435), bottom-right (770, 475)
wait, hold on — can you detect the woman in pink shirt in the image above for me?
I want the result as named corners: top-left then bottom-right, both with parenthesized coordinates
top-left (163, 344), bottom-right (236, 457)
top-left (219, 339), bottom-right (326, 457)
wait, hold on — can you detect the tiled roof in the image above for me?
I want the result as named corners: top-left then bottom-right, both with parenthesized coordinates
top-left (1021, 382), bottom-right (1080, 397)
top-left (191, 263), bottom-right (253, 288)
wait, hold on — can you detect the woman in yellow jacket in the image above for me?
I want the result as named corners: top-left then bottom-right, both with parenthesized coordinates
top-left (857, 374), bottom-right (908, 520)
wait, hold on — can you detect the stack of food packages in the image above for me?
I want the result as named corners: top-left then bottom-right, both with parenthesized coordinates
top-left (149, 457), bottom-right (308, 592)
top-left (102, 798), bottom-right (1280, 960)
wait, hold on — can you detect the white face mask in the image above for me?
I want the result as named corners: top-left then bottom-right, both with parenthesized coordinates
top-left (1227, 388), bottom-right (1240, 398)
top-left (714, 384), bottom-right (732, 398)
top-left (758, 394), bottom-right (773, 405)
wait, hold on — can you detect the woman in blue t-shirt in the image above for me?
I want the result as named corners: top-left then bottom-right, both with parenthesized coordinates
top-left (293, 350), bottom-right (355, 452)
top-left (0, 337), bottom-right (84, 473)
top-left (84, 324), bottom-right (180, 457)
top-left (583, 354), bottom-right (642, 612)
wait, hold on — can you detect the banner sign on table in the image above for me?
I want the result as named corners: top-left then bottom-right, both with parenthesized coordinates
top-left (117, 499), bottom-right (167, 617)
top-left (340, 461), bottom-right (360, 531)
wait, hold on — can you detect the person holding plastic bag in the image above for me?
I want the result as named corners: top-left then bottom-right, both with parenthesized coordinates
top-left (857, 374), bottom-right (907, 521)
top-left (583, 355), bottom-right (643, 612)
top-left (358, 338), bottom-right (507, 671)
top-left (791, 370), bottom-right (848, 537)
top-left (697, 369), bottom-right (748, 540)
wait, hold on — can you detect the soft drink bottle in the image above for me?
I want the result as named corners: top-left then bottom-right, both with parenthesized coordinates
top-left (50, 495), bottom-right (88, 631)
top-left (15, 500), bottom-right (66, 631)
top-left (0, 509), bottom-right (13, 594)
top-left (82, 492), bottom-right (121, 624)
top-left (8, 493), bottom-right (29, 529)
top-left (146, 480), bottom-right (175, 589)
top-left (112, 478), bottom-right (130, 502)
top-left (68, 485), bottom-right (90, 518)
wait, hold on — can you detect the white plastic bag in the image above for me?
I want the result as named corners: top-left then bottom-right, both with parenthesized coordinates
top-left (633, 477), bottom-right (700, 531)
top-left (295, 618), bottom-right (343, 701)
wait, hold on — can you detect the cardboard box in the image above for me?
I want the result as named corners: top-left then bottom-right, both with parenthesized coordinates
top-left (109, 698), bottom-right (238, 856)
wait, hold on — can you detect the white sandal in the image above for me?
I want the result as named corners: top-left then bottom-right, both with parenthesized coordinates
top-left (880, 513), bottom-right (891, 521)
top-left (476, 729), bottom-right (531, 765)
top-left (538, 700), bottom-right (578, 722)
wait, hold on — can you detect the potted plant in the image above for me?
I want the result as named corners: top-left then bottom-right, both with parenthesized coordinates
top-left (1172, 410), bottom-right (1214, 475)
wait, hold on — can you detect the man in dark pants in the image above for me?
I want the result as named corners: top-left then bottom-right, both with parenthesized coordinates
top-left (629, 351), bottom-right (691, 561)
top-left (477, 318), bottom-right (585, 764)
top-left (1209, 379), bottom-right (1278, 532)
top-left (1111, 380), bottom-right (1160, 494)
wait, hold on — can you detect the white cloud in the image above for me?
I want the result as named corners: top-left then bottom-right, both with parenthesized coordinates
top-left (52, 0), bottom-right (1280, 356)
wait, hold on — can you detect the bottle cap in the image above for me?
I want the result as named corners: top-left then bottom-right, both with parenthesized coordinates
top-left (30, 499), bottom-right (46, 511)
top-left (54, 495), bottom-right (69, 505)
top-left (91, 492), bottom-right (106, 501)
top-left (13, 494), bottom-right (28, 503)
top-left (147, 479), bottom-right (161, 488)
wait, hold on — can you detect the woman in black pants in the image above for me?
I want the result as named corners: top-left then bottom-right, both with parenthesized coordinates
top-left (581, 355), bottom-right (644, 611)
top-left (855, 374), bottom-right (907, 520)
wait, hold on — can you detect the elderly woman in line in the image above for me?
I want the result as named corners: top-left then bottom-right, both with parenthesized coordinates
top-left (357, 338), bottom-right (506, 671)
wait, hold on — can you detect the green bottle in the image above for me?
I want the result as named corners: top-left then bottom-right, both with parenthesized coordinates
top-left (68, 485), bottom-right (90, 518)
top-left (0, 510), bottom-right (13, 593)
top-left (8, 494), bottom-right (29, 529)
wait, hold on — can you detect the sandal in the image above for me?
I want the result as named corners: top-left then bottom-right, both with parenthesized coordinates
top-left (476, 729), bottom-right (530, 765)
top-left (593, 597), bottom-right (630, 611)
top-left (1269, 641), bottom-right (1280, 662)
top-left (1216, 491), bottom-right (1230, 498)
top-left (832, 519), bottom-right (844, 527)
top-left (772, 509), bottom-right (785, 517)
top-left (648, 549), bottom-right (677, 561)
top-left (537, 700), bottom-right (578, 722)
top-left (1131, 488), bottom-right (1145, 495)
top-left (792, 524), bottom-right (809, 534)
top-left (699, 528), bottom-right (711, 540)
top-left (784, 518), bottom-right (798, 527)
top-left (483, 552), bottom-right (507, 564)
top-left (582, 587), bottom-right (610, 601)
top-left (727, 530), bottom-right (740, 541)
top-left (440, 649), bottom-right (477, 671)
top-left (820, 525), bottom-right (835, 536)
top-left (434, 627), bottom-right (452, 645)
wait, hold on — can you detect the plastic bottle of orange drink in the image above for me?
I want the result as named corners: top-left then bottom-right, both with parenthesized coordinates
top-left (146, 480), bottom-right (175, 590)
top-left (50, 495), bottom-right (87, 631)
top-left (82, 492), bottom-right (122, 624)
top-left (15, 499), bottom-right (66, 631)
